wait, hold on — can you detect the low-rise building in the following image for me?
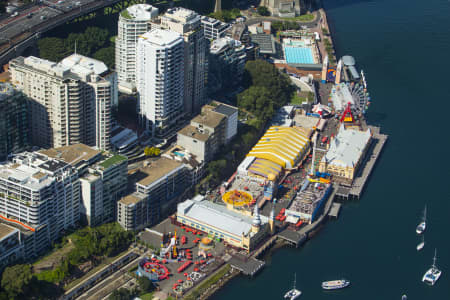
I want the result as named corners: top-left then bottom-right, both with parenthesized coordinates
top-left (177, 109), bottom-right (226, 163)
top-left (177, 102), bottom-right (238, 163)
top-left (203, 101), bottom-right (238, 143)
top-left (201, 16), bottom-right (230, 40)
top-left (110, 126), bottom-right (139, 157)
top-left (177, 195), bottom-right (270, 252)
top-left (117, 192), bottom-right (150, 231)
top-left (319, 124), bottom-right (372, 183)
top-left (136, 158), bottom-right (188, 220)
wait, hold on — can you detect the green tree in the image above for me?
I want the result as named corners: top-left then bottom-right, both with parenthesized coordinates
top-left (1, 264), bottom-right (32, 298)
top-left (108, 288), bottom-right (131, 300)
top-left (137, 276), bottom-right (154, 293)
top-left (238, 86), bottom-right (274, 122)
top-left (207, 159), bottom-right (227, 185)
top-left (94, 46), bottom-right (115, 69)
top-left (257, 6), bottom-right (270, 16)
top-left (38, 37), bottom-right (66, 62)
top-left (242, 60), bottom-right (295, 109)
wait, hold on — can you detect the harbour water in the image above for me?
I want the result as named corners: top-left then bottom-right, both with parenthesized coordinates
top-left (213, 0), bottom-right (450, 299)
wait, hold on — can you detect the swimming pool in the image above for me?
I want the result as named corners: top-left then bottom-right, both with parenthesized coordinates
top-left (284, 46), bottom-right (315, 64)
top-left (174, 151), bottom-right (185, 157)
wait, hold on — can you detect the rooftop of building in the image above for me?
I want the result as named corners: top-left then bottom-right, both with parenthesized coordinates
top-left (162, 146), bottom-right (201, 169)
top-left (191, 110), bottom-right (226, 129)
top-left (0, 223), bottom-right (17, 241)
top-left (213, 103), bottom-right (238, 117)
top-left (250, 34), bottom-right (276, 54)
top-left (121, 4), bottom-right (158, 20)
top-left (137, 157), bottom-right (184, 187)
top-left (39, 144), bottom-right (101, 167)
top-left (210, 37), bottom-right (242, 54)
top-left (178, 195), bottom-right (268, 238)
top-left (80, 173), bottom-right (100, 182)
top-left (231, 22), bottom-right (246, 41)
top-left (0, 153), bottom-right (67, 190)
top-left (98, 154), bottom-right (127, 169)
top-left (139, 29), bottom-right (183, 47)
top-left (200, 15), bottom-right (222, 24)
top-left (330, 83), bottom-right (355, 112)
top-left (247, 126), bottom-right (311, 169)
top-left (14, 55), bottom-right (109, 82)
top-left (163, 7), bottom-right (199, 24)
top-left (60, 54), bottom-right (108, 77)
top-left (178, 125), bottom-right (210, 142)
top-left (119, 192), bottom-right (146, 206)
top-left (111, 126), bottom-right (138, 150)
top-left (322, 124), bottom-right (371, 168)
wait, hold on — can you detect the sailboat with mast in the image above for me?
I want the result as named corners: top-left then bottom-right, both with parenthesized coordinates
top-left (417, 235), bottom-right (425, 251)
top-left (416, 205), bottom-right (426, 234)
top-left (422, 249), bottom-right (442, 285)
top-left (284, 273), bottom-right (302, 299)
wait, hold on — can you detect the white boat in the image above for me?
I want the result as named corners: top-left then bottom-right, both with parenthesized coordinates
top-left (422, 249), bottom-right (442, 286)
top-left (416, 205), bottom-right (426, 234)
top-left (284, 273), bottom-right (302, 299)
top-left (321, 279), bottom-right (350, 290)
top-left (417, 235), bottom-right (425, 251)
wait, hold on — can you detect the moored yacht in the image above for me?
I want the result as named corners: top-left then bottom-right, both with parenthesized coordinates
top-left (416, 205), bottom-right (426, 234)
top-left (284, 273), bottom-right (302, 299)
top-left (422, 249), bottom-right (442, 286)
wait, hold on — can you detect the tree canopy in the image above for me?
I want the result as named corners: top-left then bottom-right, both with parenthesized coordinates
top-left (240, 60), bottom-right (294, 122)
top-left (208, 8), bottom-right (241, 22)
top-left (1, 264), bottom-right (32, 299)
top-left (38, 27), bottom-right (113, 64)
top-left (108, 288), bottom-right (131, 300)
top-left (137, 276), bottom-right (154, 293)
top-left (257, 6), bottom-right (270, 16)
top-left (238, 86), bottom-right (274, 121)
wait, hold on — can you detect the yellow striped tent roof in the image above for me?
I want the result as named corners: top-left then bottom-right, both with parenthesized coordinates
top-left (247, 126), bottom-right (310, 169)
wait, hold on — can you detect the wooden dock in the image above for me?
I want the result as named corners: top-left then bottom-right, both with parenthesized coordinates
top-left (328, 203), bottom-right (341, 218)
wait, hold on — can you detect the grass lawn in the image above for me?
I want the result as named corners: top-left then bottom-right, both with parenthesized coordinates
top-left (99, 154), bottom-right (127, 169)
top-left (290, 93), bottom-right (306, 105)
top-left (283, 13), bottom-right (315, 22)
top-left (139, 292), bottom-right (154, 300)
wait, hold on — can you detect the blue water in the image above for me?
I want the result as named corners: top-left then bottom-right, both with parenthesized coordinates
top-left (284, 46), bottom-right (315, 64)
top-left (174, 151), bottom-right (185, 157)
top-left (213, 0), bottom-right (450, 299)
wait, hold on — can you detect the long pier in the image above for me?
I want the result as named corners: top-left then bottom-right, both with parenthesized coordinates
top-left (339, 126), bottom-right (388, 200)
